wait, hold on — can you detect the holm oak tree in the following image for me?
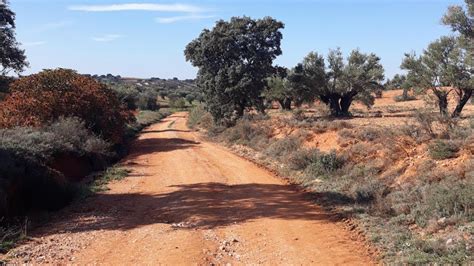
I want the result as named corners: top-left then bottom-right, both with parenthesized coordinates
top-left (185, 16), bottom-right (284, 126)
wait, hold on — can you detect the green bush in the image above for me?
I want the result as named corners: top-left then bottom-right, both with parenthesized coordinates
top-left (169, 98), bottom-right (187, 109)
top-left (0, 221), bottom-right (26, 253)
top-left (0, 117), bottom-right (112, 218)
top-left (287, 148), bottom-right (321, 170)
top-left (264, 137), bottom-right (301, 159)
top-left (415, 180), bottom-right (473, 226)
top-left (222, 119), bottom-right (271, 149)
top-left (137, 92), bottom-right (159, 111)
top-left (429, 140), bottom-right (460, 160)
top-left (350, 179), bottom-right (387, 204)
top-left (110, 85), bottom-right (139, 110)
top-left (187, 105), bottom-right (207, 129)
top-left (125, 110), bottom-right (170, 140)
top-left (292, 109), bottom-right (305, 121)
top-left (89, 167), bottom-right (130, 193)
top-left (0, 117), bottom-right (111, 162)
top-left (303, 151), bottom-right (345, 179)
top-left (318, 152), bottom-right (345, 172)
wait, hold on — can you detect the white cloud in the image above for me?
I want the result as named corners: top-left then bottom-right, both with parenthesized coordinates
top-left (92, 34), bottom-right (123, 42)
top-left (155, 14), bottom-right (216, 24)
top-left (36, 21), bottom-right (72, 32)
top-left (23, 41), bottom-right (47, 47)
top-left (69, 3), bottom-right (206, 13)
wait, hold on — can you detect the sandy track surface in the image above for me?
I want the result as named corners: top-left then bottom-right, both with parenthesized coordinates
top-left (4, 112), bottom-right (373, 265)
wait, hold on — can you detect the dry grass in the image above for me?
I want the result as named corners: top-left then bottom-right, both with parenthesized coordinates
top-left (188, 91), bottom-right (474, 263)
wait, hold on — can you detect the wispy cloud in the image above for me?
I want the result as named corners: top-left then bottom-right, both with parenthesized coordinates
top-left (92, 34), bottom-right (123, 42)
top-left (36, 21), bottom-right (72, 32)
top-left (23, 41), bottom-right (47, 47)
top-left (69, 3), bottom-right (207, 13)
top-left (155, 14), bottom-right (216, 24)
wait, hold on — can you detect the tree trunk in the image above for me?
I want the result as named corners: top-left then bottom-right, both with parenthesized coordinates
top-left (340, 96), bottom-right (353, 117)
top-left (328, 96), bottom-right (342, 117)
top-left (402, 88), bottom-right (408, 100)
top-left (452, 89), bottom-right (472, 118)
top-left (255, 97), bottom-right (266, 114)
top-left (438, 95), bottom-right (448, 116)
top-left (281, 98), bottom-right (292, 110)
top-left (235, 103), bottom-right (245, 118)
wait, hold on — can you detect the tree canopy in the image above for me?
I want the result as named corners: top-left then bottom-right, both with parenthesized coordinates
top-left (0, 1), bottom-right (27, 75)
top-left (402, 36), bottom-right (472, 117)
top-left (0, 69), bottom-right (132, 143)
top-left (442, 0), bottom-right (473, 45)
top-left (185, 16), bottom-right (284, 125)
top-left (301, 48), bottom-right (385, 117)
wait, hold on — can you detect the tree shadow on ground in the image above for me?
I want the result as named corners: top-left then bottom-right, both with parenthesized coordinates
top-left (125, 138), bottom-right (200, 161)
top-left (141, 129), bottom-right (191, 134)
top-left (32, 182), bottom-right (346, 237)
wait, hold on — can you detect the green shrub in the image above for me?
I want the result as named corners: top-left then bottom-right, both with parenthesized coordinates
top-left (413, 109), bottom-right (437, 137)
top-left (303, 151), bottom-right (345, 179)
top-left (350, 179), bottom-right (387, 204)
top-left (292, 109), bottom-right (305, 121)
top-left (287, 148), bottom-right (321, 170)
top-left (222, 119), bottom-right (271, 149)
top-left (90, 167), bottom-right (130, 192)
top-left (125, 110), bottom-right (170, 139)
top-left (264, 137), bottom-right (301, 159)
top-left (169, 98), bottom-right (187, 109)
top-left (414, 180), bottom-right (473, 226)
top-left (136, 111), bottom-right (169, 127)
top-left (137, 92), bottom-right (159, 111)
top-left (0, 117), bottom-right (113, 218)
top-left (110, 85), bottom-right (139, 110)
top-left (187, 105), bottom-right (207, 129)
top-left (318, 152), bottom-right (345, 172)
top-left (0, 220), bottom-right (26, 253)
top-left (429, 140), bottom-right (460, 160)
top-left (0, 117), bottom-right (111, 162)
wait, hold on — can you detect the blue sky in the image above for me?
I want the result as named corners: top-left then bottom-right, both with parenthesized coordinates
top-left (12, 0), bottom-right (462, 79)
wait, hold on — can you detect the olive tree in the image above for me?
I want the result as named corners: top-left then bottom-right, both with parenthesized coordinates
top-left (401, 36), bottom-right (472, 117)
top-left (388, 74), bottom-right (413, 101)
top-left (443, 0), bottom-right (473, 48)
top-left (185, 16), bottom-right (284, 126)
top-left (442, 0), bottom-right (473, 116)
top-left (301, 49), bottom-right (385, 117)
top-left (264, 75), bottom-right (292, 110)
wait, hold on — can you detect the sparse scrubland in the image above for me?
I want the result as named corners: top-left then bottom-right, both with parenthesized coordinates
top-left (0, 68), bottom-right (170, 251)
top-left (185, 3), bottom-right (472, 262)
top-left (188, 95), bottom-right (473, 263)
top-left (0, 0), bottom-right (472, 263)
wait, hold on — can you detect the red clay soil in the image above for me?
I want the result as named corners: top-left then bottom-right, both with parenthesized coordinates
top-left (4, 112), bottom-right (374, 265)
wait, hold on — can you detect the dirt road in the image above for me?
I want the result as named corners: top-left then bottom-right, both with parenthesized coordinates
top-left (6, 113), bottom-right (373, 265)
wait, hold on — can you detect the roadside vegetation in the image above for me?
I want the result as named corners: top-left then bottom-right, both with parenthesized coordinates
top-left (0, 0), bottom-right (472, 263)
top-left (185, 1), bottom-right (473, 263)
top-left (0, 1), bottom-right (174, 253)
top-left (189, 101), bottom-right (473, 263)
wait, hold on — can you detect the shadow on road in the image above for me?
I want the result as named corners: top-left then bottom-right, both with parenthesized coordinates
top-left (32, 182), bottom-right (344, 237)
top-left (141, 129), bottom-right (191, 134)
top-left (126, 138), bottom-right (200, 161)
